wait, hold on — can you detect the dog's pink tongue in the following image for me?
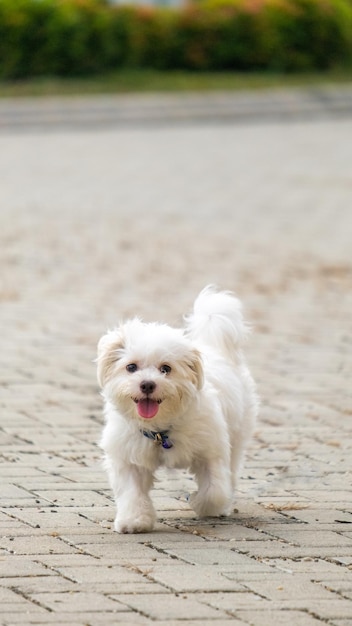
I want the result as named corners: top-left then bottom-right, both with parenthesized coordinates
top-left (137, 399), bottom-right (159, 419)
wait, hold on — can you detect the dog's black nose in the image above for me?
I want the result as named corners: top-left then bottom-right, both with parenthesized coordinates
top-left (140, 380), bottom-right (156, 395)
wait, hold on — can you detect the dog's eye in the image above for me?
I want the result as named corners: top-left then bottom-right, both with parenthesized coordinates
top-left (160, 364), bottom-right (171, 374)
top-left (126, 363), bottom-right (138, 373)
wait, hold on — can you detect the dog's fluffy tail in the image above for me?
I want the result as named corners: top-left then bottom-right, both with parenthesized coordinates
top-left (185, 285), bottom-right (250, 362)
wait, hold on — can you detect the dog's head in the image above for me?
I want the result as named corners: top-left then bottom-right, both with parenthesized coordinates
top-left (97, 318), bottom-right (203, 426)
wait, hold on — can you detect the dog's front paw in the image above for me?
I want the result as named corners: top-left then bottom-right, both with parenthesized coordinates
top-left (114, 511), bottom-right (156, 534)
top-left (190, 490), bottom-right (232, 518)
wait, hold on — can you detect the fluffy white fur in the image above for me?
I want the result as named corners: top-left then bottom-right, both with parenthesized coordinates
top-left (97, 286), bottom-right (258, 534)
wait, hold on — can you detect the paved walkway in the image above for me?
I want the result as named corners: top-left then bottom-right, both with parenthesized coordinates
top-left (0, 84), bottom-right (352, 129)
top-left (1, 90), bottom-right (352, 625)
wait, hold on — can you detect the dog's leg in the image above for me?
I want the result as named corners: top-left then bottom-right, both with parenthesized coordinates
top-left (107, 461), bottom-right (156, 533)
top-left (190, 459), bottom-right (233, 517)
top-left (229, 441), bottom-right (245, 494)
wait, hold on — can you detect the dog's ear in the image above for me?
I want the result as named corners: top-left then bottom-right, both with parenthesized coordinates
top-left (187, 348), bottom-right (204, 390)
top-left (97, 328), bottom-right (125, 388)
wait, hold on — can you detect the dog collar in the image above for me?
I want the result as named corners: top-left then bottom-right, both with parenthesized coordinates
top-left (141, 429), bottom-right (173, 449)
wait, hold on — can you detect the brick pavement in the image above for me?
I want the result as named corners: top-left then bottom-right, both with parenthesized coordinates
top-left (1, 84), bottom-right (352, 129)
top-left (0, 92), bottom-right (352, 625)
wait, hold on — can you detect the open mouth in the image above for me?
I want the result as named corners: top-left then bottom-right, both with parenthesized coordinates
top-left (133, 397), bottom-right (162, 419)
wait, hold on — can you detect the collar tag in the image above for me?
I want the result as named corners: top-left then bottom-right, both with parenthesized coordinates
top-left (141, 429), bottom-right (173, 449)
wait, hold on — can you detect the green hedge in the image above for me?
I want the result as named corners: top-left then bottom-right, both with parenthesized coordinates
top-left (0, 0), bottom-right (351, 78)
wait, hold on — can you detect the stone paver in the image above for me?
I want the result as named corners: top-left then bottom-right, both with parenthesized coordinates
top-left (1, 92), bottom-right (352, 625)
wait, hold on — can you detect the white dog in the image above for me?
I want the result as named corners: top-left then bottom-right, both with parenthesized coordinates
top-left (97, 286), bottom-right (258, 534)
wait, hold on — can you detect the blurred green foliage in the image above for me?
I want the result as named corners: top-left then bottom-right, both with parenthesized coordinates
top-left (0, 0), bottom-right (351, 79)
